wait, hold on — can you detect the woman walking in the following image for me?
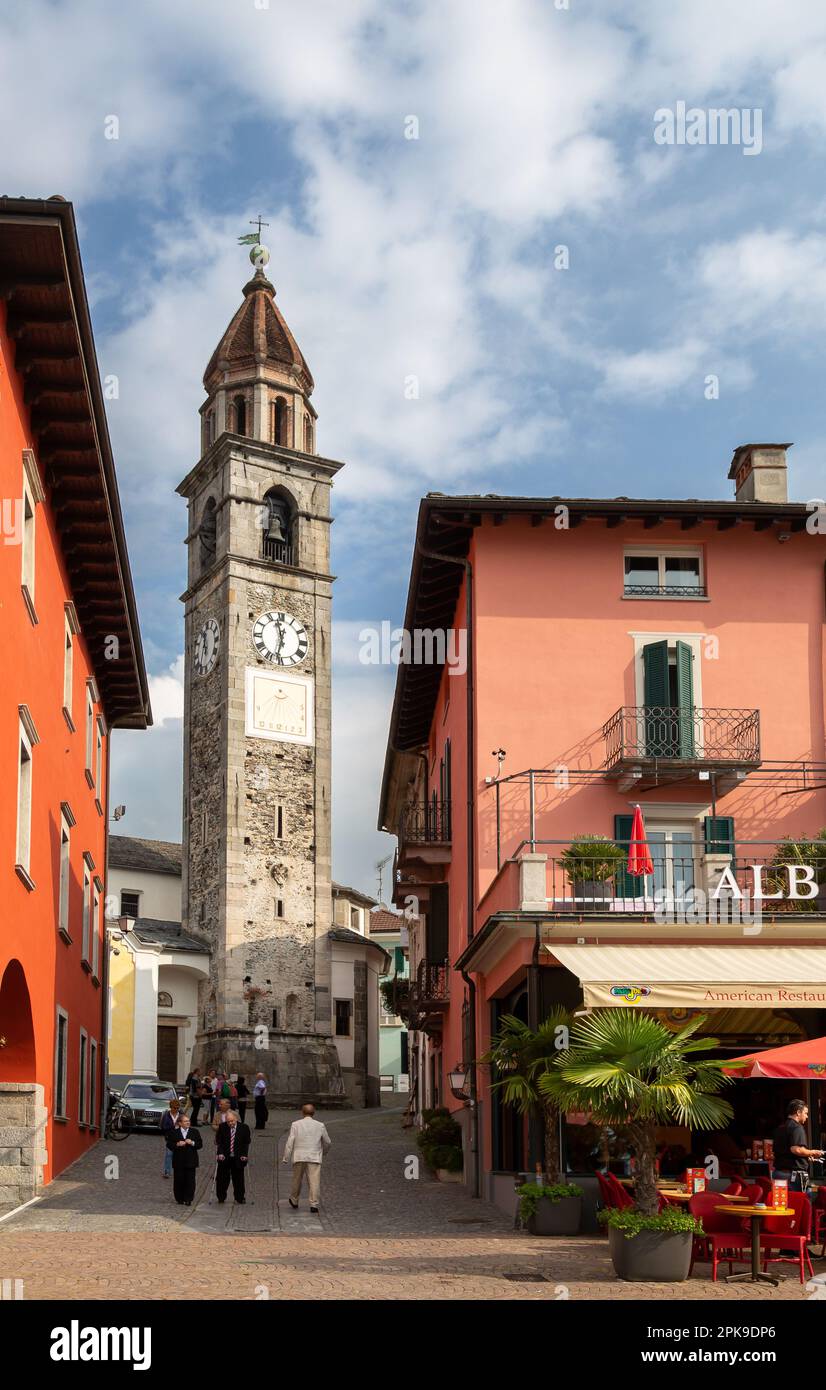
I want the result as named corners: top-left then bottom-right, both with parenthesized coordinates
top-left (235, 1076), bottom-right (250, 1124)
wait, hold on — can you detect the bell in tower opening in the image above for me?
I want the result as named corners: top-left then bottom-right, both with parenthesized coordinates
top-left (176, 225), bottom-right (346, 1106)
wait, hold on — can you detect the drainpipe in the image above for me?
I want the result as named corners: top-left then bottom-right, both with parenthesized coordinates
top-left (416, 540), bottom-right (479, 1196)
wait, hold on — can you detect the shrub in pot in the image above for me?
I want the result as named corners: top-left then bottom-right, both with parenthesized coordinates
top-left (600, 1207), bottom-right (703, 1282)
top-left (517, 1181), bottom-right (583, 1237)
top-left (560, 836), bottom-right (626, 908)
top-left (416, 1107), bottom-right (463, 1179)
top-left (540, 1010), bottom-right (734, 1281)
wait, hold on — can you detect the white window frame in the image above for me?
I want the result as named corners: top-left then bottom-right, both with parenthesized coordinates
top-left (95, 717), bottom-right (105, 811)
top-left (92, 880), bottom-right (101, 980)
top-left (54, 1007), bottom-right (69, 1119)
top-left (81, 864), bottom-right (91, 965)
top-left (58, 805), bottom-right (75, 940)
top-left (84, 682), bottom-right (97, 786)
top-left (78, 1028), bottom-right (88, 1125)
top-left (89, 1038), bottom-right (98, 1130)
top-left (15, 707), bottom-right (39, 885)
top-left (63, 603), bottom-right (80, 727)
top-left (623, 546), bottom-right (705, 600)
top-left (20, 450), bottom-right (43, 623)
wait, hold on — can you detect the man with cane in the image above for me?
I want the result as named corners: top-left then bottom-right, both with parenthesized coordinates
top-left (215, 1109), bottom-right (251, 1204)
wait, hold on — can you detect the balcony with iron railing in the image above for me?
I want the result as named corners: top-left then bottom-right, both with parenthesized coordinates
top-left (603, 705), bottom-right (761, 792)
top-left (512, 840), bottom-right (826, 921)
top-left (397, 799), bottom-right (452, 870)
top-left (408, 958), bottom-right (450, 1032)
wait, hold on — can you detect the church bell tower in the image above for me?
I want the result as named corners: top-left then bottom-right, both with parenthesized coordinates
top-left (177, 236), bottom-right (345, 1103)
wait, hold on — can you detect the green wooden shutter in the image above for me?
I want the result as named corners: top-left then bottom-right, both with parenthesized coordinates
top-left (643, 640), bottom-right (670, 755)
top-left (426, 883), bottom-right (450, 963)
top-left (393, 946), bottom-right (405, 975)
top-left (614, 814), bottom-right (635, 897)
top-left (704, 816), bottom-right (735, 855)
top-left (675, 640), bottom-right (695, 757)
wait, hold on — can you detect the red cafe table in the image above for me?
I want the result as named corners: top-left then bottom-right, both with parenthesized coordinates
top-left (716, 1205), bottom-right (794, 1285)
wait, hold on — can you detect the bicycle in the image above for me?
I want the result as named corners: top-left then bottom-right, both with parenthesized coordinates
top-left (103, 1090), bottom-right (134, 1141)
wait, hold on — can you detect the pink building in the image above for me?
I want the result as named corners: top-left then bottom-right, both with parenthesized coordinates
top-left (379, 444), bottom-right (826, 1214)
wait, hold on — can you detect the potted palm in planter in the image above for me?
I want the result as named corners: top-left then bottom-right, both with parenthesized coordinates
top-left (483, 1010), bottom-right (583, 1235)
top-left (559, 836), bottom-right (626, 910)
top-left (540, 1010), bottom-right (734, 1280)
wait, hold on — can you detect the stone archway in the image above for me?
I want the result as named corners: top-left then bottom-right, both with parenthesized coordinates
top-left (0, 960), bottom-right (46, 1210)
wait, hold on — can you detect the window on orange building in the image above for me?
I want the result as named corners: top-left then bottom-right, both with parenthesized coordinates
top-left (58, 812), bottom-right (72, 940)
top-left (85, 682), bottom-right (96, 785)
top-left (92, 881), bottom-right (101, 980)
top-left (55, 1009), bottom-right (69, 1119)
top-left (79, 1030), bottom-right (88, 1125)
top-left (95, 719), bottom-right (104, 809)
top-left (624, 548), bottom-right (703, 597)
top-left (15, 707), bottom-right (38, 883)
top-left (63, 604), bottom-right (79, 725)
top-left (89, 1039), bottom-right (98, 1129)
top-left (81, 865), bottom-right (91, 965)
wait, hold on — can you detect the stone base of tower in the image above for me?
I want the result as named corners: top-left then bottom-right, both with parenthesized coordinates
top-left (191, 1028), bottom-right (350, 1107)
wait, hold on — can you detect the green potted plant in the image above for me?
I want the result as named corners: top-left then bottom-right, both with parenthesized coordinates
top-left (483, 1010), bottom-right (583, 1235)
top-left (765, 831), bottom-right (826, 913)
top-left (416, 1107), bottom-right (464, 1182)
top-left (540, 1010), bottom-right (734, 1280)
top-left (559, 836), bottom-right (627, 909)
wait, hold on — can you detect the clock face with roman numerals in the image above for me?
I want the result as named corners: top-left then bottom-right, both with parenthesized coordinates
top-left (252, 610), bottom-right (309, 668)
top-left (194, 617), bottom-right (220, 677)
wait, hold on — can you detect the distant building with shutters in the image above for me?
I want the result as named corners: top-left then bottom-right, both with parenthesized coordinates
top-left (379, 447), bottom-right (826, 1216)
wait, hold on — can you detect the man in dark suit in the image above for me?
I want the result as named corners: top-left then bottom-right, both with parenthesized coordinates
top-left (167, 1110), bottom-right (203, 1205)
top-left (215, 1109), bottom-right (251, 1204)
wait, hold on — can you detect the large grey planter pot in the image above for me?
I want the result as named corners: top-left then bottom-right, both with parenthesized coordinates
top-left (572, 879), bottom-right (611, 911)
top-left (527, 1194), bottom-right (582, 1237)
top-left (608, 1226), bottom-right (693, 1282)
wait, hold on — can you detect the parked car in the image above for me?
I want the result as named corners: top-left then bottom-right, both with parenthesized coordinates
top-left (108, 1078), bottom-right (179, 1130)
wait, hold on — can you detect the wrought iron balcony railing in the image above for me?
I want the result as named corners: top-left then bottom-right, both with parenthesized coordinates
top-left (398, 800), bottom-right (452, 845)
top-left (603, 706), bottom-right (760, 767)
top-left (623, 583), bottom-right (708, 598)
top-left (408, 959), bottom-right (450, 1028)
top-left (527, 840), bottom-right (826, 917)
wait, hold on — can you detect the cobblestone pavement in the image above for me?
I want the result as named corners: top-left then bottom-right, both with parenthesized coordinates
top-left (0, 1105), bottom-right (820, 1299)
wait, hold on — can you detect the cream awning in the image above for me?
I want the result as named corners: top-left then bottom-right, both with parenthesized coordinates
top-left (545, 944), bottom-right (826, 1010)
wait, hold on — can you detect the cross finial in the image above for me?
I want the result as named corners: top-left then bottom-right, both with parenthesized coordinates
top-left (250, 214), bottom-right (269, 241)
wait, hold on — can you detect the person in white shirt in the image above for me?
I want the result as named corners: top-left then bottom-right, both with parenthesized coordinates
top-left (253, 1073), bottom-right (268, 1131)
top-left (283, 1103), bottom-right (332, 1212)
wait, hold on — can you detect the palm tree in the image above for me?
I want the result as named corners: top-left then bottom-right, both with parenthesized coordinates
top-left (482, 1009), bottom-right (574, 1184)
top-left (539, 1010), bottom-right (736, 1215)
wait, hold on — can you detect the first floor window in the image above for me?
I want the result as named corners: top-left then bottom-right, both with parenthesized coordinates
top-left (92, 883), bottom-right (101, 979)
top-left (55, 1010), bottom-right (68, 1118)
top-left (624, 549), bottom-right (703, 597)
top-left (334, 999), bottom-right (353, 1037)
top-left (16, 721), bottom-right (33, 874)
top-left (82, 869), bottom-right (91, 964)
top-left (89, 1039), bottom-right (98, 1129)
top-left (79, 1030), bottom-right (88, 1124)
top-left (58, 816), bottom-right (71, 937)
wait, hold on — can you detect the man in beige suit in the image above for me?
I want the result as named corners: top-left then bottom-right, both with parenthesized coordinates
top-left (283, 1103), bottom-right (332, 1212)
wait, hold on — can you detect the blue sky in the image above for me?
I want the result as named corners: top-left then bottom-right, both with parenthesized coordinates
top-left (3, 0), bottom-right (826, 897)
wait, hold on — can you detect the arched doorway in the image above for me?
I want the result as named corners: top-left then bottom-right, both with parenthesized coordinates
top-left (0, 960), bottom-right (43, 1209)
top-left (0, 959), bottom-right (36, 1081)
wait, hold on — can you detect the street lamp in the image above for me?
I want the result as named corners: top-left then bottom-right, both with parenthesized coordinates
top-left (448, 1064), bottom-right (470, 1101)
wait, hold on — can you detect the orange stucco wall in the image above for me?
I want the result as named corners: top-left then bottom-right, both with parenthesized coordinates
top-left (0, 301), bottom-right (109, 1181)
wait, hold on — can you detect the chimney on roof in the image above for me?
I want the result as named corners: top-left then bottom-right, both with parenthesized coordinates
top-left (728, 443), bottom-right (791, 503)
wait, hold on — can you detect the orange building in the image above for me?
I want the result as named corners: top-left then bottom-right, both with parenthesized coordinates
top-left (380, 445), bottom-right (826, 1215)
top-left (0, 197), bottom-right (150, 1207)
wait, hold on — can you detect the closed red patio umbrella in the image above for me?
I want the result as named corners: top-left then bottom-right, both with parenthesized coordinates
top-left (627, 803), bottom-right (654, 877)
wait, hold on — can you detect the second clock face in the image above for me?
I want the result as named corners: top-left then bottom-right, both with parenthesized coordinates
top-left (252, 610), bottom-right (309, 667)
top-left (194, 617), bottom-right (220, 676)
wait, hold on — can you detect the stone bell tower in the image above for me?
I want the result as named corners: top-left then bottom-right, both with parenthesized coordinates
top-left (177, 241), bottom-right (345, 1103)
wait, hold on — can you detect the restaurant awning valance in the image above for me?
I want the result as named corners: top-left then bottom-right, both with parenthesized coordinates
top-left (545, 944), bottom-right (826, 1010)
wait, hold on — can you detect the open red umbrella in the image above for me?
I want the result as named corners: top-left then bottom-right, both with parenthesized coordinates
top-left (627, 803), bottom-right (654, 877)
top-left (723, 1035), bottom-right (826, 1079)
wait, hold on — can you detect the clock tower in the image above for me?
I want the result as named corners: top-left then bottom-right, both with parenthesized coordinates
top-left (177, 244), bottom-right (345, 1103)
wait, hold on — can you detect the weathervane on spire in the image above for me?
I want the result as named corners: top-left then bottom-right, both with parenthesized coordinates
top-left (238, 215), bottom-right (270, 270)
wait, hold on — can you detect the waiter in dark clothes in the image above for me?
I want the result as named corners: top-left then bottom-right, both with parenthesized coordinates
top-left (167, 1109), bottom-right (203, 1205)
top-left (215, 1109), bottom-right (251, 1203)
top-left (772, 1099), bottom-right (824, 1193)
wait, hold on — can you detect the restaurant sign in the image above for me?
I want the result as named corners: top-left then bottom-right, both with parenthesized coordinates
top-left (594, 981), bottom-right (826, 1010)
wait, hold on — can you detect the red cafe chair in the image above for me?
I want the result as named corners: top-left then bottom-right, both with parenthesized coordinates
top-left (604, 1172), bottom-right (634, 1209)
top-left (812, 1187), bottom-right (826, 1256)
top-left (688, 1191), bottom-right (751, 1281)
top-left (759, 1192), bottom-right (815, 1284)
